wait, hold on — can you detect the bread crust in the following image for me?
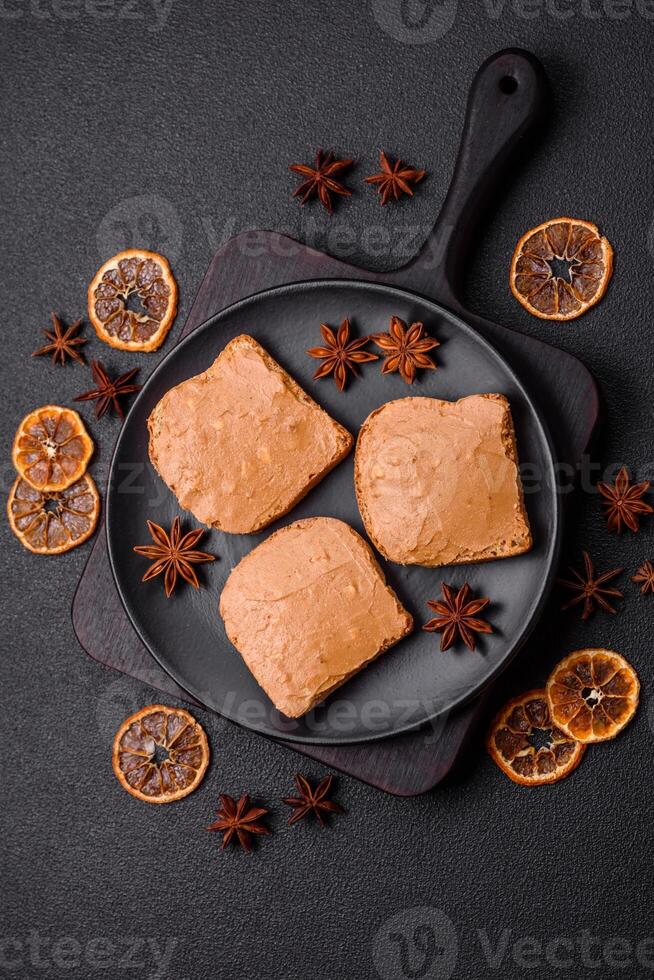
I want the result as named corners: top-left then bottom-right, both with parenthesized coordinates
top-left (148, 335), bottom-right (353, 534)
top-left (354, 393), bottom-right (532, 567)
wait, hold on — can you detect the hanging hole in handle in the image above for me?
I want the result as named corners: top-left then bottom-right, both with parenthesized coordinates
top-left (499, 75), bottom-right (518, 94)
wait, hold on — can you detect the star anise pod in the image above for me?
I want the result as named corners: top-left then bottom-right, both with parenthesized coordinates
top-left (557, 551), bottom-right (624, 620)
top-left (133, 517), bottom-right (215, 598)
top-left (74, 360), bottom-right (140, 419)
top-left (206, 794), bottom-right (271, 853)
top-left (32, 312), bottom-right (86, 366)
top-left (632, 560), bottom-right (654, 595)
top-left (365, 150), bottom-right (426, 205)
top-left (306, 318), bottom-right (378, 391)
top-left (282, 774), bottom-right (344, 827)
top-left (289, 149), bottom-right (353, 214)
top-left (423, 582), bottom-right (494, 652)
top-left (597, 466), bottom-right (652, 533)
top-left (372, 316), bottom-right (439, 385)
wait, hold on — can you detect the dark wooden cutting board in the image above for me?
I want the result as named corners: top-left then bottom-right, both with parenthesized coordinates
top-left (72, 49), bottom-right (598, 794)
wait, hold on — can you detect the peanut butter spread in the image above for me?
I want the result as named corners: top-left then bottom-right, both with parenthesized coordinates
top-left (355, 394), bottom-right (532, 567)
top-left (219, 517), bottom-right (413, 718)
top-left (148, 336), bottom-right (352, 534)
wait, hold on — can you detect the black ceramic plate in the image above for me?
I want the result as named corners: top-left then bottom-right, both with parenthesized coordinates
top-left (107, 279), bottom-right (560, 745)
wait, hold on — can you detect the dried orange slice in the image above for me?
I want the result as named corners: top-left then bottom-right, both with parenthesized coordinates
top-left (12, 406), bottom-right (94, 492)
top-left (546, 649), bottom-right (639, 743)
top-left (8, 474), bottom-right (99, 554)
top-left (112, 705), bottom-right (209, 804)
top-left (510, 218), bottom-right (613, 320)
top-left (487, 689), bottom-right (586, 786)
top-left (88, 248), bottom-right (178, 352)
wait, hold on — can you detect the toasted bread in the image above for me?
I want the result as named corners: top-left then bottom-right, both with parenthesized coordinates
top-left (219, 517), bottom-right (413, 718)
top-left (355, 394), bottom-right (532, 566)
top-left (148, 335), bottom-right (353, 534)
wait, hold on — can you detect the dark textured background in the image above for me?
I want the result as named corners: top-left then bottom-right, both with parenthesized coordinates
top-left (2, 2), bottom-right (654, 978)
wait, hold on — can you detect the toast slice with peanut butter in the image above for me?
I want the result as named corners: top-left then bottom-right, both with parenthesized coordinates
top-left (219, 517), bottom-right (413, 718)
top-left (355, 394), bottom-right (532, 566)
top-left (148, 335), bottom-right (353, 534)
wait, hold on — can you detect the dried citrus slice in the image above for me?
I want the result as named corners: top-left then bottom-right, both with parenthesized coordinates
top-left (88, 248), bottom-right (178, 352)
top-left (487, 689), bottom-right (586, 786)
top-left (510, 218), bottom-right (613, 320)
top-left (7, 473), bottom-right (99, 554)
top-left (546, 649), bottom-right (639, 743)
top-left (112, 705), bottom-right (209, 804)
top-left (12, 406), bottom-right (94, 492)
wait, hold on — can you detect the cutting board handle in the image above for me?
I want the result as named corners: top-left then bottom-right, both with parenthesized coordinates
top-left (397, 48), bottom-right (548, 308)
